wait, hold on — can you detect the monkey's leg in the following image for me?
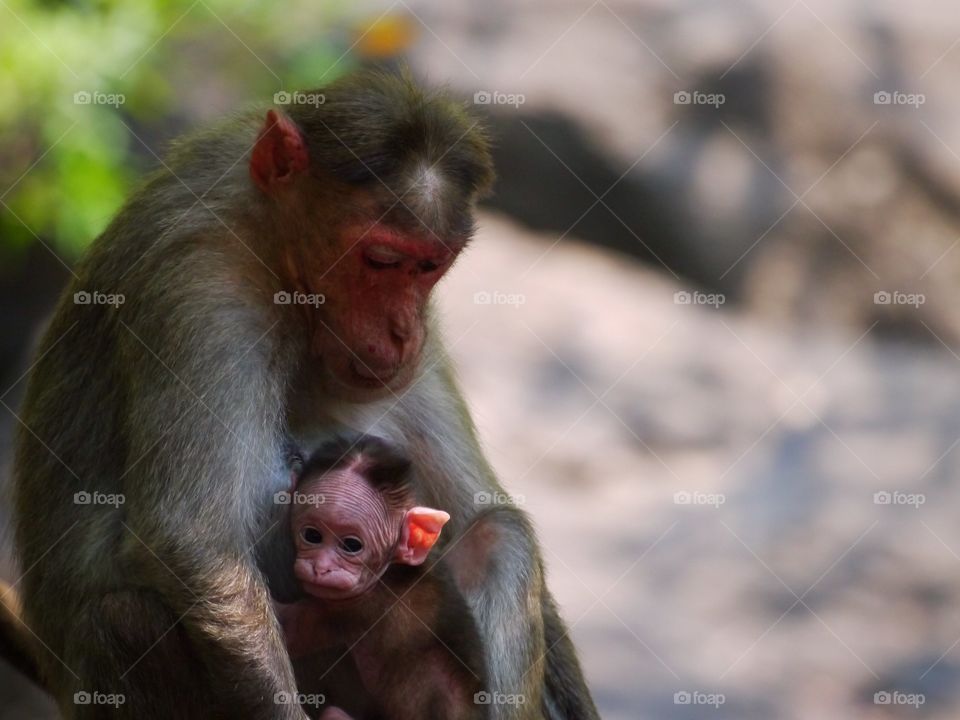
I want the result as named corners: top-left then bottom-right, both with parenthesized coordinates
top-left (58, 590), bottom-right (217, 719)
top-left (0, 580), bottom-right (43, 690)
top-left (52, 582), bottom-right (307, 719)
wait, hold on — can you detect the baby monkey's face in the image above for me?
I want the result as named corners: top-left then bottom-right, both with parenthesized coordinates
top-left (290, 466), bottom-right (450, 600)
top-left (291, 468), bottom-right (396, 600)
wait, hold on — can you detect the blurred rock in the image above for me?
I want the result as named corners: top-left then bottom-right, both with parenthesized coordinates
top-left (407, 0), bottom-right (960, 345)
top-left (436, 212), bottom-right (960, 719)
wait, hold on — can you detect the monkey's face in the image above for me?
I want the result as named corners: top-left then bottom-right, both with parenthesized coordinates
top-left (290, 471), bottom-right (398, 599)
top-left (292, 520), bottom-right (382, 600)
top-left (251, 104), bottom-right (483, 401)
top-left (306, 222), bottom-right (460, 401)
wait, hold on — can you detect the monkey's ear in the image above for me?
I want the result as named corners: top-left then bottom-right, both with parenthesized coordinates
top-left (395, 507), bottom-right (450, 566)
top-left (250, 110), bottom-right (309, 192)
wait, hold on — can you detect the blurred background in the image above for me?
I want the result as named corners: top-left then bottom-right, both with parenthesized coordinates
top-left (3, 0), bottom-right (960, 717)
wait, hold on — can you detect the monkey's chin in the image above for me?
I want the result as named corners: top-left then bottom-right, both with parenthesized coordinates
top-left (323, 364), bottom-right (414, 402)
top-left (302, 584), bottom-right (365, 602)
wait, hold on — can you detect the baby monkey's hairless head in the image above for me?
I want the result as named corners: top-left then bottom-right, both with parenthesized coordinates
top-left (290, 434), bottom-right (449, 600)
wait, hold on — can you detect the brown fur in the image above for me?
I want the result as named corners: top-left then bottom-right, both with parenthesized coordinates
top-left (289, 561), bottom-right (488, 720)
top-left (9, 70), bottom-right (597, 720)
top-left (280, 435), bottom-right (488, 720)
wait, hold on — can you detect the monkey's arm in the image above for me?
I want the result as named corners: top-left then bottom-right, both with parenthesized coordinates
top-left (118, 271), bottom-right (305, 719)
top-left (446, 507), bottom-right (598, 720)
top-left (393, 358), bottom-right (598, 720)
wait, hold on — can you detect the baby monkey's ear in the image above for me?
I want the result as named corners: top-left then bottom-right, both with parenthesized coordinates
top-left (395, 507), bottom-right (450, 566)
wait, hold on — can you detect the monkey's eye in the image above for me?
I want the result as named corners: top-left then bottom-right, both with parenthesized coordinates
top-left (340, 537), bottom-right (364, 554)
top-left (363, 245), bottom-right (403, 270)
top-left (417, 260), bottom-right (440, 273)
top-left (301, 527), bottom-right (323, 545)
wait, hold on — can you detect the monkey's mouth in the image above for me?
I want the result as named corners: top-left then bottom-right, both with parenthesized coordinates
top-left (323, 358), bottom-right (410, 399)
top-left (349, 360), bottom-right (398, 387)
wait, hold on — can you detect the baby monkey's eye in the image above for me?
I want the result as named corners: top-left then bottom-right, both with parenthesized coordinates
top-left (340, 537), bottom-right (363, 554)
top-left (301, 527), bottom-right (323, 545)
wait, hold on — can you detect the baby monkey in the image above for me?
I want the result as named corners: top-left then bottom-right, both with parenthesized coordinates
top-left (276, 435), bottom-right (490, 720)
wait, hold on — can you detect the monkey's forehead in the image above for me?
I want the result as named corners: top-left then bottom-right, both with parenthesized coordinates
top-left (283, 73), bottom-right (492, 238)
top-left (288, 76), bottom-right (490, 193)
top-left (298, 471), bottom-right (395, 517)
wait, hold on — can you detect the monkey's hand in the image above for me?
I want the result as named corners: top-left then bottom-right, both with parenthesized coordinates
top-left (318, 708), bottom-right (355, 720)
top-left (390, 364), bottom-right (550, 719)
top-left (116, 277), bottom-right (311, 718)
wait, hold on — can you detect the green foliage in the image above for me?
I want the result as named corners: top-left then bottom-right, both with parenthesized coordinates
top-left (0, 0), bottom-right (360, 260)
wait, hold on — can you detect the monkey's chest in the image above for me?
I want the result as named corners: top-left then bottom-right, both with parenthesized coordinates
top-left (286, 394), bottom-right (403, 458)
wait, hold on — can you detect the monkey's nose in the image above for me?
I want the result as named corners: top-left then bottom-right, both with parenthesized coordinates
top-left (390, 324), bottom-right (420, 365)
top-left (391, 321), bottom-right (411, 342)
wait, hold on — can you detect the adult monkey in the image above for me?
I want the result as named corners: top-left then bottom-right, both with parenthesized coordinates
top-left (12, 71), bottom-right (597, 719)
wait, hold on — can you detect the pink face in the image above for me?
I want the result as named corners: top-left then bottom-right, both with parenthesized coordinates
top-left (311, 224), bottom-right (457, 399)
top-left (249, 110), bottom-right (466, 401)
top-left (290, 467), bottom-right (450, 601)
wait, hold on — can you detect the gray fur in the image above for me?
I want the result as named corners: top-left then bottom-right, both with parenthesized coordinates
top-left (11, 70), bottom-right (596, 720)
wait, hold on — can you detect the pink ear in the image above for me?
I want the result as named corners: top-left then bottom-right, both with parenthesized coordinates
top-left (250, 110), bottom-right (309, 192)
top-left (395, 507), bottom-right (450, 566)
